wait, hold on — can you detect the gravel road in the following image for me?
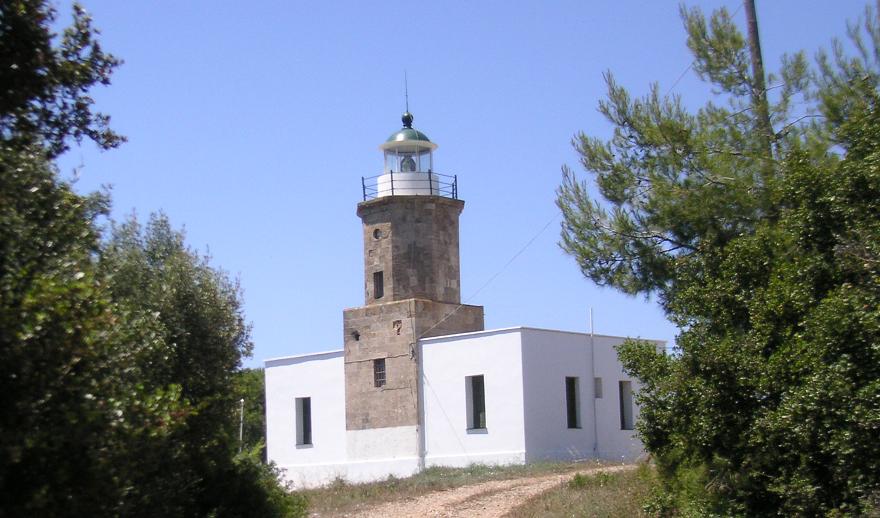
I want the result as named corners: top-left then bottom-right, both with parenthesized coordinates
top-left (347, 464), bottom-right (636, 518)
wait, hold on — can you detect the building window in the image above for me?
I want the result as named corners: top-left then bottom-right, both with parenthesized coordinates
top-left (466, 375), bottom-right (486, 430)
top-left (373, 271), bottom-right (384, 299)
top-left (566, 377), bottom-right (580, 428)
top-left (373, 358), bottom-right (386, 388)
top-left (594, 377), bottom-right (603, 398)
top-left (295, 397), bottom-right (312, 445)
top-left (619, 381), bottom-right (634, 430)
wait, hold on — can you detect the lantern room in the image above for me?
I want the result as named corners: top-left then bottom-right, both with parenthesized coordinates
top-left (380, 112), bottom-right (437, 174)
top-left (362, 112), bottom-right (457, 199)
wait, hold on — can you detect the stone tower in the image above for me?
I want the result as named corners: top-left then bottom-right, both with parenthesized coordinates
top-left (342, 112), bottom-right (484, 465)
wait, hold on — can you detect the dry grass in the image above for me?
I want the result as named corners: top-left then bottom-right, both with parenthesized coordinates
top-left (300, 460), bottom-right (609, 516)
top-left (505, 463), bottom-right (656, 518)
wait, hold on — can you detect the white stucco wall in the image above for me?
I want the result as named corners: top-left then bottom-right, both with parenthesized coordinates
top-left (419, 329), bottom-right (527, 468)
top-left (591, 335), bottom-right (665, 461)
top-left (520, 328), bottom-right (595, 462)
top-left (265, 350), bottom-right (348, 488)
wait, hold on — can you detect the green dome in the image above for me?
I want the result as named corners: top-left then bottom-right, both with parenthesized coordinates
top-left (379, 112), bottom-right (438, 152)
top-left (386, 127), bottom-right (432, 143)
top-left (385, 111), bottom-right (432, 143)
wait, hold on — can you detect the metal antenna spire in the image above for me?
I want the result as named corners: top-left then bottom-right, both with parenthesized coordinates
top-left (401, 71), bottom-right (413, 128)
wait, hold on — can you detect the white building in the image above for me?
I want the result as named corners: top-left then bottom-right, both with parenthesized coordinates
top-left (265, 112), bottom-right (663, 488)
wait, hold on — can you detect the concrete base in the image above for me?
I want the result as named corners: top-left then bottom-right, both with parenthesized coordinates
top-left (275, 444), bottom-right (649, 489)
top-left (346, 457), bottom-right (421, 484)
top-left (346, 425), bottom-right (419, 460)
top-left (276, 425), bottom-right (421, 489)
top-left (275, 457), bottom-right (422, 489)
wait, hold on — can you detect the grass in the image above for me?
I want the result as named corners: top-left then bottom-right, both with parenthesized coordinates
top-left (506, 463), bottom-right (657, 518)
top-left (300, 459), bottom-right (610, 516)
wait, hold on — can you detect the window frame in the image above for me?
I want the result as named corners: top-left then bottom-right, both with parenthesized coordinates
top-left (373, 271), bottom-right (384, 299)
top-left (466, 374), bottom-right (487, 431)
top-left (373, 358), bottom-right (386, 388)
top-left (619, 380), bottom-right (634, 430)
top-left (295, 397), bottom-right (312, 446)
top-left (566, 376), bottom-right (581, 429)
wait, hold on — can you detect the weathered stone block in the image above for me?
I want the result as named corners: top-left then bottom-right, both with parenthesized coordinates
top-left (357, 196), bottom-right (465, 305)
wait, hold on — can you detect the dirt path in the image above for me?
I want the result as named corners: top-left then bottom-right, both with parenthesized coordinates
top-left (349, 464), bottom-right (635, 518)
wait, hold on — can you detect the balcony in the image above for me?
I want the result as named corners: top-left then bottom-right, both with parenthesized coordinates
top-left (361, 171), bottom-right (458, 201)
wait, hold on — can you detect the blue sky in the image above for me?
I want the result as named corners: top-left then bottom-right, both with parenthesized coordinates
top-left (56, 1), bottom-right (868, 367)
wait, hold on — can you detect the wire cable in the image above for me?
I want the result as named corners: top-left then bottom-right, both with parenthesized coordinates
top-left (416, 211), bottom-right (560, 341)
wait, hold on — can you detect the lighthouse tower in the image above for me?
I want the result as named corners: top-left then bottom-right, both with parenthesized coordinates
top-left (342, 112), bottom-right (485, 470)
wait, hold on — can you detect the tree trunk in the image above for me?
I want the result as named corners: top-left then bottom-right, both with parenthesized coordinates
top-left (744, 0), bottom-right (773, 158)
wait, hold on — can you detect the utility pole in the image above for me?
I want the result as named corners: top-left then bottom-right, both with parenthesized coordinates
top-left (589, 308), bottom-right (598, 455)
top-left (239, 398), bottom-right (245, 453)
top-left (744, 0), bottom-right (773, 159)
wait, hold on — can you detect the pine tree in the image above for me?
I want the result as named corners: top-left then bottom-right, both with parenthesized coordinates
top-left (557, 4), bottom-right (880, 514)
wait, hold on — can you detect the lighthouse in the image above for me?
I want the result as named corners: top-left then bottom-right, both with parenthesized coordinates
top-left (264, 110), bottom-right (660, 489)
top-left (342, 112), bottom-right (485, 467)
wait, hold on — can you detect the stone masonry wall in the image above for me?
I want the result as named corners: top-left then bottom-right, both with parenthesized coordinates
top-left (344, 194), bottom-right (483, 434)
top-left (343, 299), bottom-right (484, 431)
top-left (358, 196), bottom-right (464, 305)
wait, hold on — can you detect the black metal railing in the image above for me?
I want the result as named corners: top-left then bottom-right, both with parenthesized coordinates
top-left (361, 171), bottom-right (458, 201)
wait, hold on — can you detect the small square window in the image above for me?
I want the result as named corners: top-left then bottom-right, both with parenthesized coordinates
top-left (373, 358), bottom-right (386, 388)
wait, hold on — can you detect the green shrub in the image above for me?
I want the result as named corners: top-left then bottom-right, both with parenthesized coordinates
top-left (569, 471), bottom-right (615, 489)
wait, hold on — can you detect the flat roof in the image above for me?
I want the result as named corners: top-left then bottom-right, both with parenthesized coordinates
top-left (263, 326), bottom-right (666, 366)
top-left (264, 348), bottom-right (343, 368)
top-left (418, 325), bottom-right (666, 344)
